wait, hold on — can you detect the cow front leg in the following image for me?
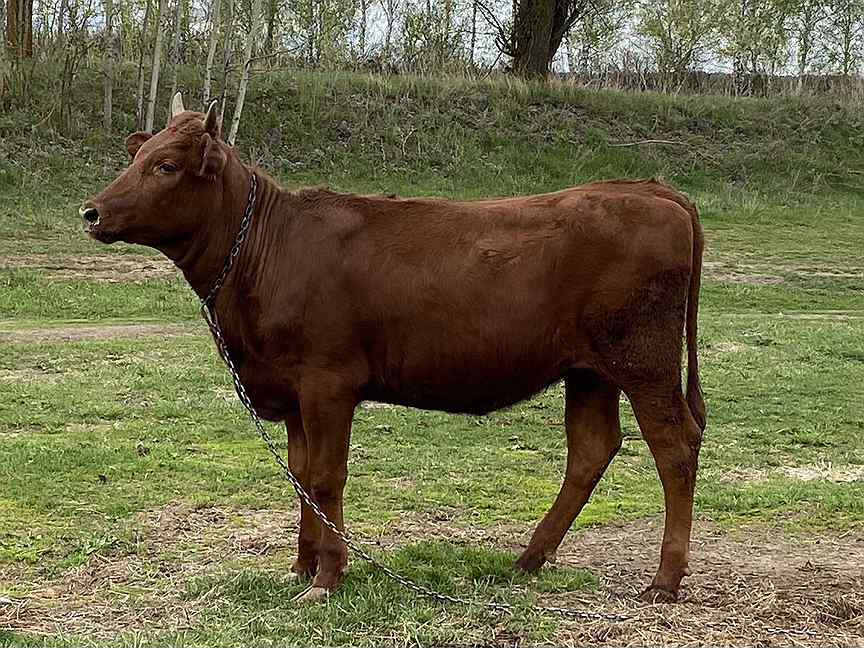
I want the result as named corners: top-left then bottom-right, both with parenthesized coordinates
top-left (285, 409), bottom-right (318, 581)
top-left (293, 381), bottom-right (355, 602)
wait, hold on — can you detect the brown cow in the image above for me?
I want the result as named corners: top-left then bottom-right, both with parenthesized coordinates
top-left (80, 94), bottom-right (706, 604)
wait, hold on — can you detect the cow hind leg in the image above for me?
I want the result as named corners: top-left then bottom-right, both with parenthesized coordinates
top-left (285, 410), bottom-right (319, 581)
top-left (515, 370), bottom-right (622, 573)
top-left (627, 387), bottom-right (702, 602)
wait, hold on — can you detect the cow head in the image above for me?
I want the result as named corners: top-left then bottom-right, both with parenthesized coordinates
top-left (79, 93), bottom-right (235, 251)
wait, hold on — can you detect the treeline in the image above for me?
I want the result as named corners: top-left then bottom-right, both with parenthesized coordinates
top-left (2, 0), bottom-right (864, 134)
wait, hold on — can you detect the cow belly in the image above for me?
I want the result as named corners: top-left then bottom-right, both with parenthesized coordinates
top-left (367, 335), bottom-right (578, 414)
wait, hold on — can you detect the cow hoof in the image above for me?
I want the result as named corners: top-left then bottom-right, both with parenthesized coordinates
top-left (292, 586), bottom-right (330, 603)
top-left (639, 586), bottom-right (678, 604)
top-left (287, 571), bottom-right (313, 584)
top-left (514, 551), bottom-right (546, 574)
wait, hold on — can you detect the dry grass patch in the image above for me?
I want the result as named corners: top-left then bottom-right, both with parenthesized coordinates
top-left (0, 254), bottom-right (176, 283)
top-left (0, 322), bottom-right (197, 343)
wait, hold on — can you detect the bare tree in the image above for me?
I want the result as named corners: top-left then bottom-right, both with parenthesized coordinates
top-left (103, 0), bottom-right (116, 132)
top-left (135, 0), bottom-right (152, 129)
top-left (168, 0), bottom-right (182, 99)
top-left (202, 0), bottom-right (220, 103)
top-left (145, 0), bottom-right (166, 132)
top-left (228, 0), bottom-right (261, 145)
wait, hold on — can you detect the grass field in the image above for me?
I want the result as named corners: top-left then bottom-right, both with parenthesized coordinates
top-left (1, 72), bottom-right (863, 646)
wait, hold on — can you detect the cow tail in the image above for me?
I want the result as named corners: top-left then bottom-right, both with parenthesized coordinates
top-left (684, 199), bottom-right (707, 433)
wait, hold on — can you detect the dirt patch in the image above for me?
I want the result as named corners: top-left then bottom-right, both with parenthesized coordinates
top-left (703, 258), bottom-right (864, 287)
top-left (360, 400), bottom-right (398, 410)
top-left (703, 262), bottom-right (785, 285)
top-left (716, 463), bottom-right (864, 485)
top-left (0, 322), bottom-right (198, 343)
top-left (548, 518), bottom-right (864, 646)
top-left (4, 505), bottom-right (863, 646)
top-left (0, 368), bottom-right (64, 385)
top-left (784, 462), bottom-right (864, 483)
top-left (0, 253), bottom-right (176, 283)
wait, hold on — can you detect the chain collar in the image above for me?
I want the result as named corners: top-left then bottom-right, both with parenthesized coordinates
top-left (201, 170), bottom-right (258, 308)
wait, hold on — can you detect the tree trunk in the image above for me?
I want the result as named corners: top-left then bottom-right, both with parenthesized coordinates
top-left (23, 0), bottom-right (32, 57)
top-left (202, 0), bottom-right (220, 103)
top-left (135, 0), bottom-right (152, 129)
top-left (384, 0), bottom-right (394, 59)
top-left (358, 0), bottom-right (367, 59)
top-left (227, 0), bottom-right (260, 145)
top-left (6, 0), bottom-right (33, 59)
top-left (510, 0), bottom-right (555, 77)
top-left (57, 0), bottom-right (68, 40)
top-left (0, 0), bottom-right (6, 98)
top-left (103, 0), bottom-right (115, 133)
top-left (218, 0), bottom-right (234, 117)
top-left (169, 0), bottom-right (182, 99)
top-left (144, 0), bottom-right (166, 133)
top-left (264, 0), bottom-right (276, 55)
top-left (470, 0), bottom-right (477, 67)
top-left (306, 0), bottom-right (315, 64)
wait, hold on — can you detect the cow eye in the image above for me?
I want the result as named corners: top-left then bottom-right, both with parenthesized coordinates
top-left (157, 162), bottom-right (177, 174)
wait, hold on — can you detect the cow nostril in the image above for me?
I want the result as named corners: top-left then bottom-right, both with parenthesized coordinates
top-left (80, 207), bottom-right (100, 224)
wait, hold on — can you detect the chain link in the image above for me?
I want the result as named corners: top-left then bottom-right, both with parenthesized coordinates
top-left (198, 169), bottom-right (630, 623)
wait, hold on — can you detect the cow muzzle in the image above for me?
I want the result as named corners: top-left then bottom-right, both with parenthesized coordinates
top-left (79, 204), bottom-right (117, 243)
top-left (79, 206), bottom-right (100, 226)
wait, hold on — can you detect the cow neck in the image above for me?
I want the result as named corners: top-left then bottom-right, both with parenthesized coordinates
top-left (173, 157), bottom-right (259, 302)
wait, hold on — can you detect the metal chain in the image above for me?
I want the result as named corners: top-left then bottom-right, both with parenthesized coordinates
top-left (198, 169), bottom-right (630, 623)
top-left (202, 172), bottom-right (259, 308)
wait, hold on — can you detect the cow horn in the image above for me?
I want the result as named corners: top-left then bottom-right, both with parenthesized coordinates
top-left (171, 92), bottom-right (185, 118)
top-left (203, 101), bottom-right (220, 136)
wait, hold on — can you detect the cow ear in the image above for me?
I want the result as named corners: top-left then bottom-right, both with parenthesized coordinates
top-left (125, 132), bottom-right (152, 158)
top-left (198, 132), bottom-right (227, 177)
top-left (203, 100), bottom-right (221, 138)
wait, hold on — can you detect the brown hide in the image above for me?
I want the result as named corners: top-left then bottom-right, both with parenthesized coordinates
top-left (81, 107), bottom-right (706, 603)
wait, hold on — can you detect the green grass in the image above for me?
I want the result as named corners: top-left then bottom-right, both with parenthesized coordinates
top-left (1, 69), bottom-right (863, 645)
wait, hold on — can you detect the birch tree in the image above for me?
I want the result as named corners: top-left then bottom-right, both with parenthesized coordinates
top-left (202, 0), bottom-right (220, 103)
top-left (218, 0), bottom-right (234, 116)
top-left (144, 0), bottom-right (166, 132)
top-left (264, 0), bottom-right (278, 54)
top-left (168, 0), bottom-right (182, 99)
top-left (637, 0), bottom-right (721, 89)
top-left (567, 0), bottom-right (626, 75)
top-left (793, 0), bottom-right (826, 91)
top-left (228, 0), bottom-right (261, 145)
top-left (824, 0), bottom-right (864, 76)
top-left (0, 0), bottom-right (6, 98)
top-left (103, 0), bottom-right (116, 132)
top-left (135, 0), bottom-right (152, 129)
